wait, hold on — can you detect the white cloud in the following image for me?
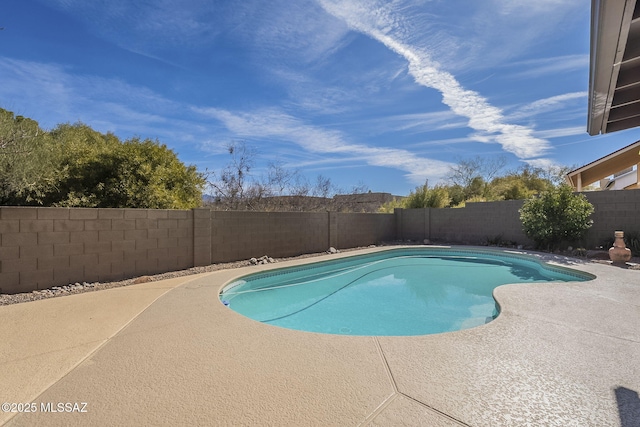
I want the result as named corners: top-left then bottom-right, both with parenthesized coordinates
top-left (331, 0), bottom-right (586, 73)
top-left (411, 136), bottom-right (478, 147)
top-left (524, 158), bottom-right (562, 170)
top-left (272, 66), bottom-right (396, 116)
top-left (246, 0), bottom-right (351, 64)
top-left (506, 55), bottom-right (589, 79)
top-left (534, 126), bottom-right (588, 139)
top-left (196, 107), bottom-right (454, 184)
top-left (384, 111), bottom-right (460, 132)
top-left (317, 0), bottom-right (551, 160)
top-left (331, 110), bottom-right (464, 136)
top-left (0, 58), bottom-right (74, 121)
top-left (508, 92), bottom-right (587, 121)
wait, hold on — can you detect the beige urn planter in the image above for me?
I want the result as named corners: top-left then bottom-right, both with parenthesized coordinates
top-left (609, 231), bottom-right (631, 264)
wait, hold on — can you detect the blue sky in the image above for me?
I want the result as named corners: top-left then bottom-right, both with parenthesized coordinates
top-left (2, 0), bottom-right (639, 195)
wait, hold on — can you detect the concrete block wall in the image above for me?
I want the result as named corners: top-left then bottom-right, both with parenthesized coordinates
top-left (396, 208), bottom-right (429, 241)
top-left (0, 207), bottom-right (193, 294)
top-left (193, 208), bottom-right (212, 266)
top-left (430, 200), bottom-right (531, 245)
top-left (396, 189), bottom-right (640, 248)
top-left (210, 211), bottom-right (329, 263)
top-left (335, 213), bottom-right (395, 248)
top-left (584, 189), bottom-right (640, 247)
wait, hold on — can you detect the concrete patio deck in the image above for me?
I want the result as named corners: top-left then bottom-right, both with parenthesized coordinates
top-left (1, 247), bottom-right (639, 426)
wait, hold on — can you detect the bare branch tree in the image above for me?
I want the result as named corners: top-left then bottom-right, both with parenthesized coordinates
top-left (205, 144), bottom-right (380, 212)
top-left (206, 141), bottom-right (259, 210)
top-left (446, 155), bottom-right (507, 187)
top-left (312, 175), bottom-right (334, 198)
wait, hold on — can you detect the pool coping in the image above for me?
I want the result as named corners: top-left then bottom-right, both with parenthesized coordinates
top-left (2, 245), bottom-right (639, 426)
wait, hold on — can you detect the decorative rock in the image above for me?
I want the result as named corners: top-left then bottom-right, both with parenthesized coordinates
top-left (132, 276), bottom-right (153, 284)
top-left (328, 247), bottom-right (338, 254)
top-left (250, 255), bottom-right (276, 265)
top-left (609, 231), bottom-right (631, 264)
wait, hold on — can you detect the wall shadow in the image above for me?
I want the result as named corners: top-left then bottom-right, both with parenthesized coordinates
top-left (615, 386), bottom-right (640, 427)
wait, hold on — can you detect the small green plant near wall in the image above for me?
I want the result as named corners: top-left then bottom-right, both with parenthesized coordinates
top-left (519, 185), bottom-right (594, 251)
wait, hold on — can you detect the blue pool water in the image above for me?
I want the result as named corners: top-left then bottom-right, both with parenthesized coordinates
top-left (219, 248), bottom-right (593, 336)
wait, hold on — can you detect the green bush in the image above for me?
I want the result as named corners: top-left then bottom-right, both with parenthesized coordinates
top-left (519, 185), bottom-right (594, 250)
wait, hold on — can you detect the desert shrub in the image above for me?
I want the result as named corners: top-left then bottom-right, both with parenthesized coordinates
top-left (519, 185), bottom-right (594, 250)
top-left (404, 185), bottom-right (450, 209)
top-left (379, 185), bottom-right (450, 211)
top-left (378, 197), bottom-right (405, 213)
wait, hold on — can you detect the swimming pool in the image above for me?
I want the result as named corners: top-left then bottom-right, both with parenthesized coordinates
top-left (219, 248), bottom-right (593, 336)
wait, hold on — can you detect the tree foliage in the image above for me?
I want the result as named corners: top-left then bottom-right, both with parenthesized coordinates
top-left (0, 109), bottom-right (59, 205)
top-left (491, 166), bottom-right (553, 200)
top-left (0, 108), bottom-right (205, 208)
top-left (444, 157), bottom-right (555, 206)
top-left (519, 185), bottom-right (594, 250)
top-left (53, 136), bottom-right (204, 208)
top-left (446, 155), bottom-right (507, 200)
top-left (404, 185), bottom-right (450, 209)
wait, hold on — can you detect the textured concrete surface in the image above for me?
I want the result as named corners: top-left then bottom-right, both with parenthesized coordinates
top-left (0, 274), bottom-right (208, 426)
top-left (1, 247), bottom-right (638, 426)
